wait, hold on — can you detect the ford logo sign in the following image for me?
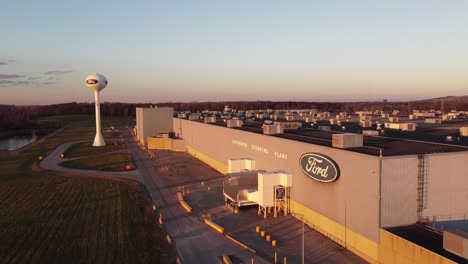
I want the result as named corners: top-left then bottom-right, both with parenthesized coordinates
top-left (299, 153), bottom-right (340, 182)
top-left (86, 79), bottom-right (99, 85)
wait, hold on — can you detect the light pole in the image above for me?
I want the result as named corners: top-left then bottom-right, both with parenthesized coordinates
top-left (302, 214), bottom-right (304, 264)
top-left (294, 212), bottom-right (305, 264)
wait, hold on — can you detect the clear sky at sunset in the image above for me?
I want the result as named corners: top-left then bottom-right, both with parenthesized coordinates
top-left (1, 1), bottom-right (468, 105)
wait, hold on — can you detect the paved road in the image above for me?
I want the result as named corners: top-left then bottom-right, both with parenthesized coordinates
top-left (41, 130), bottom-right (268, 264)
top-left (40, 141), bottom-right (142, 182)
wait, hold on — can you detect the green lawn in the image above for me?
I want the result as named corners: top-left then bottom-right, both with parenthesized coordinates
top-left (63, 141), bottom-right (125, 158)
top-left (0, 115), bottom-right (176, 263)
top-left (61, 152), bottom-right (132, 171)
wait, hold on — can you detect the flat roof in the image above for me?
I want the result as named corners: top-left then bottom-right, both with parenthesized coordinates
top-left (447, 229), bottom-right (468, 239)
top-left (386, 225), bottom-right (468, 264)
top-left (190, 119), bottom-right (468, 157)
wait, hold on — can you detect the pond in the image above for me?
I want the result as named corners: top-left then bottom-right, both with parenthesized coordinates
top-left (0, 134), bottom-right (37, 151)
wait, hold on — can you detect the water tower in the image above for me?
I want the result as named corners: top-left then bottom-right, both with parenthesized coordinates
top-left (85, 74), bottom-right (107, 147)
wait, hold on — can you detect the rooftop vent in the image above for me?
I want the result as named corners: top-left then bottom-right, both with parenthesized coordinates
top-left (204, 116), bottom-right (216, 123)
top-left (332, 133), bottom-right (363, 149)
top-left (363, 130), bottom-right (379, 136)
top-left (461, 127), bottom-right (468, 137)
top-left (263, 124), bottom-right (283, 135)
top-left (188, 113), bottom-right (201, 121)
top-left (227, 119), bottom-right (243, 128)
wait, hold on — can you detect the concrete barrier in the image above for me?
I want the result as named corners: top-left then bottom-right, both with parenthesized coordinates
top-left (222, 255), bottom-right (233, 264)
top-left (225, 234), bottom-right (256, 253)
top-left (205, 219), bottom-right (225, 234)
top-left (176, 191), bottom-right (192, 213)
top-left (180, 200), bottom-right (192, 213)
top-left (177, 191), bottom-right (184, 202)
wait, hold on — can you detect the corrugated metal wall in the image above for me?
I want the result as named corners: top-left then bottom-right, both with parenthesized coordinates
top-left (423, 153), bottom-right (468, 220)
top-left (136, 107), bottom-right (173, 144)
top-left (381, 156), bottom-right (418, 228)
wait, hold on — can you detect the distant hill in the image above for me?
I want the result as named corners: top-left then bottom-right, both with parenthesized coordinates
top-left (413, 95), bottom-right (468, 103)
top-left (409, 95), bottom-right (468, 111)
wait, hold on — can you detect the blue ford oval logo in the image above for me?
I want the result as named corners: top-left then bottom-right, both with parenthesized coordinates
top-left (299, 153), bottom-right (340, 182)
top-left (86, 79), bottom-right (99, 85)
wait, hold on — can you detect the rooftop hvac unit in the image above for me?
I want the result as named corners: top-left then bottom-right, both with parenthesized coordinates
top-left (360, 120), bottom-right (372, 128)
top-left (356, 111), bottom-right (373, 116)
top-left (442, 115), bottom-right (454, 121)
top-left (448, 112), bottom-right (460, 117)
top-left (424, 118), bottom-right (442, 124)
top-left (389, 117), bottom-right (399, 122)
top-left (248, 171), bottom-right (292, 207)
top-left (227, 119), bottom-right (243, 128)
top-left (330, 118), bottom-right (338, 125)
top-left (188, 113), bottom-right (201, 120)
top-left (415, 112), bottom-right (436, 117)
top-left (360, 115), bottom-right (372, 122)
top-left (204, 116), bottom-right (216, 123)
top-left (460, 127), bottom-right (468, 136)
top-left (363, 130), bottom-right (379, 136)
top-left (443, 230), bottom-right (468, 259)
top-left (223, 171), bottom-right (260, 207)
top-left (382, 113), bottom-right (390, 118)
top-left (274, 122), bottom-right (302, 130)
top-left (263, 124), bottom-right (283, 135)
top-left (332, 133), bottom-right (363, 149)
top-left (177, 113), bottom-right (186, 118)
top-left (400, 123), bottom-right (416, 131)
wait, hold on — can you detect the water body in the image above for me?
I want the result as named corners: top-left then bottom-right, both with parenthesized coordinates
top-left (0, 135), bottom-right (37, 151)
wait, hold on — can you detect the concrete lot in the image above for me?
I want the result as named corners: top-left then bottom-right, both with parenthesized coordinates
top-left (150, 149), bottom-right (367, 264)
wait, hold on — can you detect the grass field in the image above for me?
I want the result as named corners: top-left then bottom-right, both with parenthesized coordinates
top-left (61, 152), bottom-right (132, 171)
top-left (0, 115), bottom-right (176, 263)
top-left (63, 141), bottom-right (125, 158)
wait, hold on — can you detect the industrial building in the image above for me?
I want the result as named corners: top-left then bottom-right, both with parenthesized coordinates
top-left (136, 108), bottom-right (468, 263)
top-left (135, 107), bottom-right (173, 145)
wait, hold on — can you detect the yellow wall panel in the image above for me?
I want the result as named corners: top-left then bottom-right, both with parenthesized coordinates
top-left (290, 199), bottom-right (380, 264)
top-left (187, 146), bottom-right (228, 174)
top-left (147, 137), bottom-right (172, 150)
top-left (379, 229), bottom-right (456, 264)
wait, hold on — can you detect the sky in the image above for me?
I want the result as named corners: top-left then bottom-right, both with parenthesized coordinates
top-left (1, 0), bottom-right (468, 105)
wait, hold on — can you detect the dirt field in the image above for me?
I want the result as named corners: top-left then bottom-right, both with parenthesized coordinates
top-left (0, 116), bottom-right (177, 264)
top-left (0, 172), bottom-right (177, 264)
